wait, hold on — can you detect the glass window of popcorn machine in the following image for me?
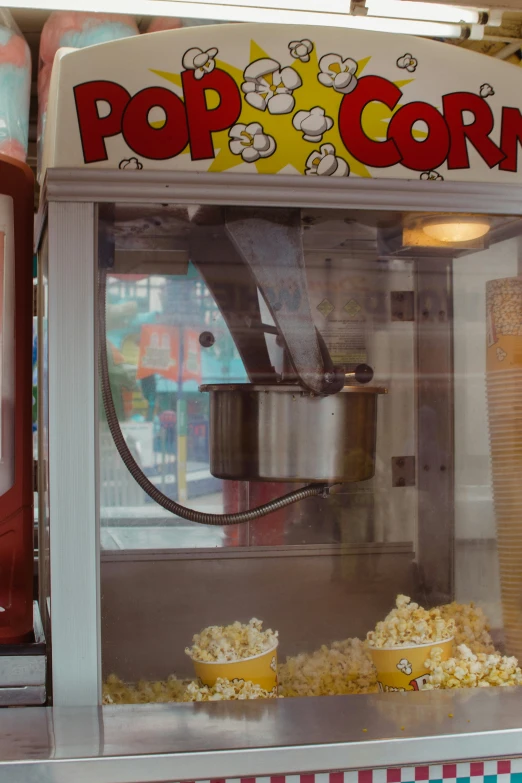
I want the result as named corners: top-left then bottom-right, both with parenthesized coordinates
top-left (99, 203), bottom-right (522, 703)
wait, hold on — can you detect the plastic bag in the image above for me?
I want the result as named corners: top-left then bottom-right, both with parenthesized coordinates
top-left (147, 17), bottom-right (237, 30)
top-left (0, 10), bottom-right (30, 163)
top-left (146, 17), bottom-right (182, 34)
top-left (37, 12), bottom-right (139, 178)
top-left (181, 18), bottom-right (236, 26)
top-left (39, 11), bottom-right (138, 63)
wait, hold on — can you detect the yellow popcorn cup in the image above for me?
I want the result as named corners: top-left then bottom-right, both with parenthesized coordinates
top-left (487, 336), bottom-right (522, 371)
top-left (191, 644), bottom-right (278, 693)
top-left (370, 638), bottom-right (453, 692)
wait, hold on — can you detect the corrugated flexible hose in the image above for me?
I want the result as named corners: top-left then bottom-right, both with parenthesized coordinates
top-left (98, 268), bottom-right (331, 525)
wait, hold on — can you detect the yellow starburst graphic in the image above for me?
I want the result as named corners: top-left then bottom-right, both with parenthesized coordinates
top-left (151, 40), bottom-right (414, 177)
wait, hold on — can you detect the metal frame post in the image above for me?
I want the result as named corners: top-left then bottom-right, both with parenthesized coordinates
top-left (415, 257), bottom-right (455, 606)
top-left (48, 201), bottom-right (100, 705)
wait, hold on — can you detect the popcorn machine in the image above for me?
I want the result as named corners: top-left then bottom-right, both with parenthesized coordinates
top-left (12, 19), bottom-right (522, 783)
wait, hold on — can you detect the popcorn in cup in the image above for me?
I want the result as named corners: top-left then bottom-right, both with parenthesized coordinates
top-left (191, 644), bottom-right (278, 692)
top-left (185, 618), bottom-right (279, 693)
top-left (370, 638), bottom-right (454, 692)
top-left (366, 595), bottom-right (455, 691)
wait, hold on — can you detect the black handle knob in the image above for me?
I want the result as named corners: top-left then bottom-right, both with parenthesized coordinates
top-left (354, 364), bottom-right (374, 384)
top-left (199, 331), bottom-right (215, 348)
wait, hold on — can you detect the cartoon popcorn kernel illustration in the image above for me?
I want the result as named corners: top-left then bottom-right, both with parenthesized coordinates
top-left (420, 170), bottom-right (444, 181)
top-left (182, 46), bottom-right (218, 79)
top-left (305, 143), bottom-right (349, 177)
top-left (289, 39), bottom-right (313, 62)
top-left (397, 658), bottom-right (413, 676)
top-left (270, 656), bottom-right (277, 672)
top-left (480, 83), bottom-right (495, 98)
top-left (242, 58), bottom-right (302, 115)
top-left (318, 54), bottom-right (358, 94)
top-left (397, 53), bottom-right (418, 73)
top-left (119, 157), bottom-right (143, 170)
top-left (293, 107), bottom-right (334, 143)
top-left (229, 122), bottom-right (276, 162)
top-left (496, 347), bottom-right (507, 361)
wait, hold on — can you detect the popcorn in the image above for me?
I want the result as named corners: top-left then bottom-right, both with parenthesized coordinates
top-left (102, 674), bottom-right (276, 704)
top-left (438, 601), bottom-right (495, 654)
top-left (182, 677), bottom-right (278, 701)
top-left (104, 600), bottom-right (506, 703)
top-left (279, 638), bottom-right (378, 697)
top-left (102, 673), bottom-right (186, 704)
top-left (367, 595), bottom-right (455, 648)
top-left (423, 644), bottom-right (522, 689)
top-left (186, 618), bottom-right (278, 663)
top-left (486, 278), bottom-right (522, 337)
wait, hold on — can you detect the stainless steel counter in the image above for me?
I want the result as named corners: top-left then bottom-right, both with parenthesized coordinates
top-left (2, 689), bottom-right (522, 783)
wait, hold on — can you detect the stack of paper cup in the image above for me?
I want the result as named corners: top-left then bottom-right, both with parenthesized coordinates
top-left (486, 277), bottom-right (522, 659)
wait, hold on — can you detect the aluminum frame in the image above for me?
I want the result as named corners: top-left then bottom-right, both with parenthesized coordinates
top-left (44, 169), bottom-right (522, 215)
top-left (416, 257), bottom-right (455, 606)
top-left (47, 201), bottom-right (101, 706)
top-left (41, 168), bottom-right (522, 770)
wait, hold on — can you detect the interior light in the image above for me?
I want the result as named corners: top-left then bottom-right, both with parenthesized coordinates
top-left (6, 0), bottom-right (472, 38)
top-left (365, 0), bottom-right (482, 25)
top-left (422, 217), bottom-right (490, 243)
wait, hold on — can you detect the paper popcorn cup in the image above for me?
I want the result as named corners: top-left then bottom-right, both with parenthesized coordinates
top-left (487, 337), bottom-right (522, 371)
top-left (487, 403), bottom-right (522, 417)
top-left (191, 644), bottom-right (278, 692)
top-left (370, 638), bottom-right (453, 692)
top-left (498, 534), bottom-right (522, 543)
top-left (487, 369), bottom-right (522, 378)
top-left (486, 281), bottom-right (522, 660)
top-left (486, 381), bottom-right (522, 392)
top-left (489, 452), bottom-right (522, 463)
top-left (486, 278), bottom-right (522, 372)
top-left (488, 382), bottom-right (522, 388)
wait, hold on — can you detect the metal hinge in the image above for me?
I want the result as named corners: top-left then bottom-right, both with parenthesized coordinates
top-left (391, 456), bottom-right (416, 487)
top-left (33, 461), bottom-right (47, 493)
top-left (391, 291), bottom-right (415, 322)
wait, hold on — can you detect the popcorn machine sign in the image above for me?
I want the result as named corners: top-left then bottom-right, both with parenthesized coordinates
top-left (136, 325), bottom-right (202, 384)
top-left (182, 329), bottom-right (202, 385)
top-left (137, 325), bottom-right (179, 382)
top-left (48, 24), bottom-right (522, 183)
